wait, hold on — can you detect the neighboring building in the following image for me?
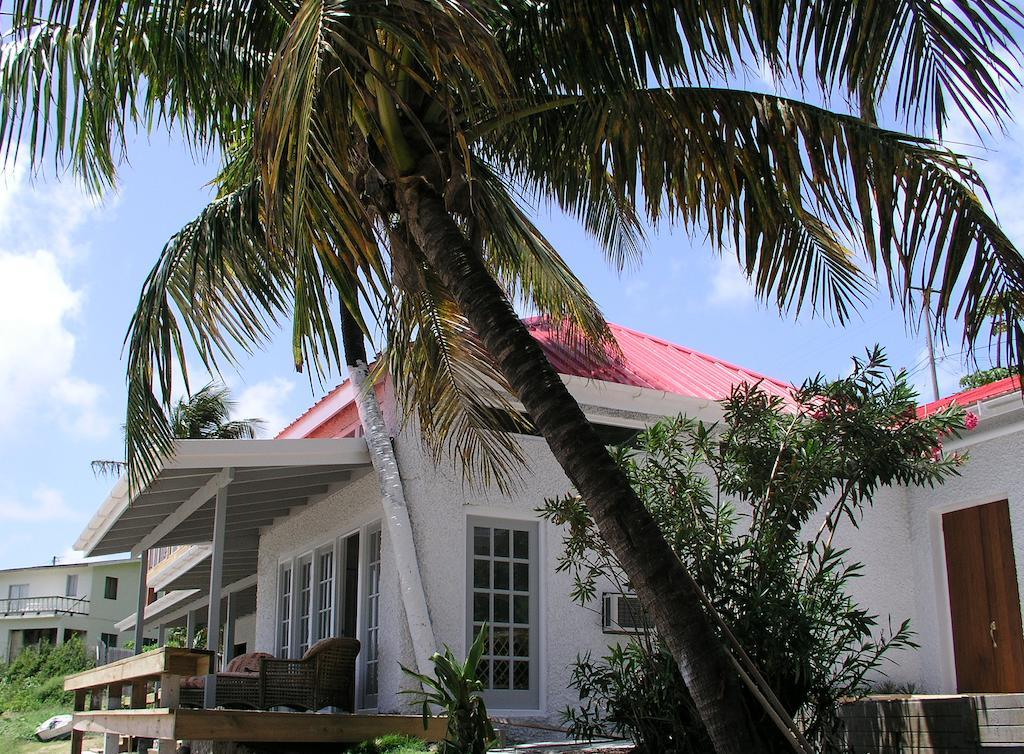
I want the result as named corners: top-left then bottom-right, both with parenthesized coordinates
top-left (0, 557), bottom-right (141, 661)
top-left (69, 320), bottom-right (1024, 726)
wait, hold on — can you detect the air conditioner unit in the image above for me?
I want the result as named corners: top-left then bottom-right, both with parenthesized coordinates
top-left (602, 592), bottom-right (646, 634)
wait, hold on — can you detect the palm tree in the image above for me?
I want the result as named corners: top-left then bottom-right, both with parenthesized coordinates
top-left (5, 2), bottom-right (1024, 750)
top-left (92, 383), bottom-right (263, 476)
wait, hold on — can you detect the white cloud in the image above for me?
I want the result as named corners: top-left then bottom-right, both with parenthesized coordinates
top-left (232, 377), bottom-right (299, 438)
top-left (0, 163), bottom-right (104, 260)
top-left (942, 88), bottom-right (1024, 248)
top-left (53, 376), bottom-right (114, 439)
top-left (708, 255), bottom-right (755, 306)
top-left (0, 166), bottom-right (113, 438)
top-left (0, 487), bottom-right (76, 522)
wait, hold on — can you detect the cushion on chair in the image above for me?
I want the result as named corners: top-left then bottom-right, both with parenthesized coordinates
top-left (225, 651), bottom-right (274, 674)
top-left (181, 651), bottom-right (274, 690)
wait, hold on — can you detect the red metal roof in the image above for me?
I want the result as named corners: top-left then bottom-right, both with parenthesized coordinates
top-left (917, 375), bottom-right (1022, 417)
top-left (525, 318), bottom-right (794, 402)
top-left (277, 320), bottom-right (794, 437)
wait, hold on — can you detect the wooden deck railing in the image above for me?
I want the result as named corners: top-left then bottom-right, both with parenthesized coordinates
top-left (64, 646), bottom-right (214, 754)
top-left (63, 647), bottom-right (448, 750)
top-left (0, 595), bottom-right (89, 616)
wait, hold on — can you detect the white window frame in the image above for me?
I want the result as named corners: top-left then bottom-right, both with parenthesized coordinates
top-left (273, 519), bottom-right (380, 705)
top-left (8, 584), bottom-right (28, 611)
top-left (466, 515), bottom-right (541, 711)
top-left (65, 574), bottom-right (78, 597)
top-left (277, 563), bottom-right (293, 658)
top-left (314, 543), bottom-right (337, 642)
top-left (360, 523), bottom-right (383, 710)
top-left (294, 554), bottom-right (314, 657)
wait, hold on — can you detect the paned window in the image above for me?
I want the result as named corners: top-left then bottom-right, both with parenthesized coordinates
top-left (467, 518), bottom-right (539, 709)
top-left (8, 584), bottom-right (27, 611)
top-left (278, 564), bottom-right (292, 658)
top-left (296, 555), bottom-right (313, 657)
top-left (362, 525), bottom-right (382, 707)
top-left (315, 546), bottom-right (335, 641)
top-left (65, 575), bottom-right (78, 597)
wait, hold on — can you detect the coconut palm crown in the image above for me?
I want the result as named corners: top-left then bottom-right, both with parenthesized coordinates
top-left (91, 382), bottom-right (263, 476)
top-left (4, 1), bottom-right (1024, 751)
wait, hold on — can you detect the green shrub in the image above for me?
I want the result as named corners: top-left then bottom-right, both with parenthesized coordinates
top-left (544, 349), bottom-right (967, 753)
top-left (0, 637), bottom-right (93, 712)
top-left (959, 366), bottom-right (1012, 389)
top-left (346, 733), bottom-right (430, 753)
top-left (401, 625), bottom-right (496, 754)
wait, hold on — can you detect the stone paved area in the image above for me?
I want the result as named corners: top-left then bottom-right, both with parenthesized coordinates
top-left (491, 741), bottom-right (634, 753)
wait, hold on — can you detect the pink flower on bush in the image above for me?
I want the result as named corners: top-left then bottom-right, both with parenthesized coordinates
top-left (965, 412), bottom-right (979, 431)
top-left (930, 443), bottom-right (943, 461)
top-left (811, 408), bottom-right (827, 421)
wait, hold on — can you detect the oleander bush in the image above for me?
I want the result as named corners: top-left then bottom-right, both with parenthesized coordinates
top-left (545, 350), bottom-right (967, 752)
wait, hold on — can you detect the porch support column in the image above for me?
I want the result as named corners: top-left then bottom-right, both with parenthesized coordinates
top-left (157, 624), bottom-right (166, 647)
top-left (186, 609), bottom-right (196, 647)
top-left (133, 550), bottom-right (149, 655)
top-left (223, 591), bottom-right (237, 666)
top-left (204, 470), bottom-right (232, 706)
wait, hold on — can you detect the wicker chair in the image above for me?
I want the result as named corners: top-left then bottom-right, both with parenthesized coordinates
top-left (179, 651), bottom-right (272, 709)
top-left (259, 637), bottom-right (361, 712)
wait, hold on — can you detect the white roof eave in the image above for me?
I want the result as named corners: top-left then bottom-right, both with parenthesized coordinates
top-left (74, 438), bottom-right (371, 557)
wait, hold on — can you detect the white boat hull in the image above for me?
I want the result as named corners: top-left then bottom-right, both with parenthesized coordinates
top-left (35, 714), bottom-right (74, 741)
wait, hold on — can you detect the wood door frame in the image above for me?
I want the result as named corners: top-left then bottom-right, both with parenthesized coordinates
top-left (930, 492), bottom-right (1018, 691)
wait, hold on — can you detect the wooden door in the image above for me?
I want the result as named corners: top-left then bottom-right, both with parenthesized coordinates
top-left (943, 500), bottom-right (1024, 692)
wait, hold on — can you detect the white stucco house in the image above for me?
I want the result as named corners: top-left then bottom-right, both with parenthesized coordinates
top-left (0, 557), bottom-right (142, 662)
top-left (71, 320), bottom-right (1024, 727)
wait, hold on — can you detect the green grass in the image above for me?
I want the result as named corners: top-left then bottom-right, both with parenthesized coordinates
top-left (0, 706), bottom-right (106, 754)
top-left (344, 733), bottom-right (433, 753)
top-left (0, 705), bottom-right (69, 742)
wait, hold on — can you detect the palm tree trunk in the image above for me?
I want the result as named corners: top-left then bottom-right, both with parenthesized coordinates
top-left (394, 178), bottom-right (764, 754)
top-left (339, 308), bottom-right (437, 676)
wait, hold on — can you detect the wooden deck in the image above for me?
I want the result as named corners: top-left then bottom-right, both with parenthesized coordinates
top-left (73, 708), bottom-right (447, 743)
top-left (64, 648), bottom-right (447, 749)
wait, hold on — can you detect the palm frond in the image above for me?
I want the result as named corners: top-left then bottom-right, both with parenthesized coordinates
top-left (501, 0), bottom-right (752, 92)
top-left (486, 87), bottom-right (1024, 356)
top-left (124, 179), bottom-right (290, 487)
top-left (383, 271), bottom-right (531, 494)
top-left (788, 0), bottom-right (1024, 135)
top-left (0, 0), bottom-right (281, 188)
top-left (471, 160), bottom-right (616, 347)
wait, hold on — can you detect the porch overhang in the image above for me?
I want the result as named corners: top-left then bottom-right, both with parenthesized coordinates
top-left (75, 438), bottom-right (373, 562)
top-left (115, 580), bottom-right (258, 632)
top-left (74, 436), bottom-right (372, 594)
top-left (115, 589), bottom-right (201, 632)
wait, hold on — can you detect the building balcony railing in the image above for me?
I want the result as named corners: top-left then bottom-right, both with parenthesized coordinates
top-left (0, 596), bottom-right (90, 617)
top-left (148, 545), bottom-right (192, 572)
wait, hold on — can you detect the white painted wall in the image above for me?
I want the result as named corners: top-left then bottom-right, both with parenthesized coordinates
top-left (249, 382), bottom-right (1024, 723)
top-left (901, 416), bottom-right (1024, 693)
top-left (0, 559), bottom-right (142, 661)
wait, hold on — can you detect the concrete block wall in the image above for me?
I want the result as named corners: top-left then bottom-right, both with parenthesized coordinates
top-left (842, 694), bottom-right (1024, 753)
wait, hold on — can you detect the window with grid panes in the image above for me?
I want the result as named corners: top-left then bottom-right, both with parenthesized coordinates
top-left (315, 545), bottom-right (335, 641)
top-left (296, 555), bottom-right (313, 656)
top-left (467, 518), bottom-right (539, 709)
top-left (278, 564), bottom-right (292, 658)
top-left (362, 525), bottom-right (382, 708)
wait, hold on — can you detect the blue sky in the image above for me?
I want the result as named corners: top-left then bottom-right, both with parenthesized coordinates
top-left (0, 91), bottom-right (1021, 570)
